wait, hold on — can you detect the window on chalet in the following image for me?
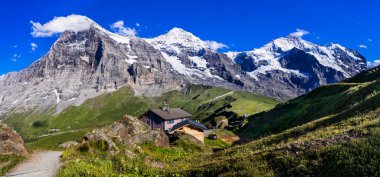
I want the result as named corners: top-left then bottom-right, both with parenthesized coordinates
top-left (168, 120), bottom-right (174, 124)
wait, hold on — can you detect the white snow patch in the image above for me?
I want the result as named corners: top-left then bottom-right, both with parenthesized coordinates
top-left (12, 99), bottom-right (18, 105)
top-left (203, 69), bottom-right (224, 80)
top-left (247, 59), bottom-right (307, 80)
top-left (161, 53), bottom-right (189, 75)
top-left (66, 97), bottom-right (78, 102)
top-left (225, 51), bottom-right (240, 60)
top-left (125, 55), bottom-right (138, 64)
top-left (52, 90), bottom-right (60, 104)
top-left (161, 52), bottom-right (224, 80)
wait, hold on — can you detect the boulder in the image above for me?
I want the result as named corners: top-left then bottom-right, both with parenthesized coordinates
top-left (59, 141), bottom-right (80, 149)
top-left (0, 124), bottom-right (27, 155)
top-left (208, 134), bottom-right (218, 140)
top-left (216, 116), bottom-right (229, 129)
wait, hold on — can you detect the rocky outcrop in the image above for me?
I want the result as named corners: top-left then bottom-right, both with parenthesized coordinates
top-left (0, 124), bottom-right (27, 155)
top-left (84, 115), bottom-right (169, 151)
top-left (59, 141), bottom-right (79, 149)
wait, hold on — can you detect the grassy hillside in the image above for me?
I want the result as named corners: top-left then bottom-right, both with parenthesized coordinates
top-left (188, 66), bottom-right (380, 176)
top-left (2, 85), bottom-right (278, 149)
top-left (58, 66), bottom-right (380, 176)
top-left (239, 67), bottom-right (380, 139)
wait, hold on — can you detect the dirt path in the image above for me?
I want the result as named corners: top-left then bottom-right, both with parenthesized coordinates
top-left (5, 151), bottom-right (63, 177)
top-left (203, 91), bottom-right (234, 104)
top-left (255, 103), bottom-right (263, 113)
top-left (219, 134), bottom-right (241, 144)
top-left (37, 128), bottom-right (88, 138)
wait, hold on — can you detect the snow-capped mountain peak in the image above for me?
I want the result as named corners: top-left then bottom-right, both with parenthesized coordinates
top-left (146, 27), bottom-right (228, 54)
top-left (261, 36), bottom-right (314, 52)
top-left (145, 27), bottom-right (209, 54)
top-left (227, 34), bottom-right (367, 84)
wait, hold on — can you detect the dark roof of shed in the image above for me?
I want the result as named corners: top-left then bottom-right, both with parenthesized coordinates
top-left (149, 108), bottom-right (192, 120)
top-left (170, 119), bottom-right (208, 132)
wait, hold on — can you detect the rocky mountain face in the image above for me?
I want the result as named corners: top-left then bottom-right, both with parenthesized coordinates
top-left (0, 18), bottom-right (367, 116)
top-left (0, 23), bottom-right (182, 115)
top-left (145, 28), bottom-right (244, 88)
top-left (226, 36), bottom-right (367, 99)
top-left (146, 28), bottom-right (366, 99)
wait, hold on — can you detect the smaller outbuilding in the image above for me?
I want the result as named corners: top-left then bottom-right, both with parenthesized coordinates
top-left (169, 119), bottom-right (208, 144)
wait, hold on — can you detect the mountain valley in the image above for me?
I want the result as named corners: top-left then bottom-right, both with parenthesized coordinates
top-left (0, 15), bottom-right (378, 177)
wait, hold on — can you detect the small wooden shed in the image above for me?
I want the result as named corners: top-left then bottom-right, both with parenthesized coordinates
top-left (169, 119), bottom-right (208, 144)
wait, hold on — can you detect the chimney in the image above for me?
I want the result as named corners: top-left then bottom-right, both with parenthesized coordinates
top-left (162, 101), bottom-right (169, 112)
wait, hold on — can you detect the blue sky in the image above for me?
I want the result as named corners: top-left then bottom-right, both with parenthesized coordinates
top-left (1, 0), bottom-right (379, 75)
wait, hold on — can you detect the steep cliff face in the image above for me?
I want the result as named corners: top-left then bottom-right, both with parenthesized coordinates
top-left (0, 24), bottom-right (182, 115)
top-left (145, 27), bottom-right (240, 85)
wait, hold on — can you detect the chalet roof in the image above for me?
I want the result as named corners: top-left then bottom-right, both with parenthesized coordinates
top-left (170, 119), bottom-right (208, 132)
top-left (149, 108), bottom-right (192, 120)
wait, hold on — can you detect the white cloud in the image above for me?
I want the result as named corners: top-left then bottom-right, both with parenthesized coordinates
top-left (11, 54), bottom-right (21, 62)
top-left (30, 14), bottom-right (92, 37)
top-left (358, 44), bottom-right (368, 48)
top-left (30, 42), bottom-right (38, 51)
top-left (136, 22), bottom-right (140, 27)
top-left (12, 45), bottom-right (18, 48)
top-left (289, 29), bottom-right (310, 38)
top-left (368, 38), bottom-right (373, 42)
top-left (367, 60), bottom-right (380, 68)
top-left (205, 40), bottom-right (228, 51)
top-left (110, 20), bottom-right (137, 36)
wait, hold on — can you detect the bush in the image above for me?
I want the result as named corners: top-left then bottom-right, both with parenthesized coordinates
top-left (77, 143), bottom-right (89, 152)
top-left (32, 120), bottom-right (46, 128)
top-left (318, 134), bottom-right (380, 177)
top-left (95, 140), bottom-right (109, 151)
top-left (264, 133), bottom-right (380, 177)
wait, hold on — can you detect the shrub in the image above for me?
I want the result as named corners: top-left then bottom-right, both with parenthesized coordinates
top-left (77, 143), bottom-right (89, 152)
top-left (32, 120), bottom-right (46, 128)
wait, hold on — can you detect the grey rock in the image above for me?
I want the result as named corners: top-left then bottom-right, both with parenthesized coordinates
top-left (58, 141), bottom-right (79, 149)
top-left (0, 25), bottom-right (182, 116)
top-left (84, 115), bottom-right (169, 148)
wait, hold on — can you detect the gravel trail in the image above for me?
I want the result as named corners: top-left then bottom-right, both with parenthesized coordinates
top-left (5, 151), bottom-right (63, 177)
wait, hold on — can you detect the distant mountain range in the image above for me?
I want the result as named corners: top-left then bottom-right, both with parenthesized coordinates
top-left (0, 17), bottom-right (367, 116)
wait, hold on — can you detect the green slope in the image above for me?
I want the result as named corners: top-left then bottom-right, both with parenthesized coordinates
top-left (188, 66), bottom-right (380, 176)
top-left (2, 85), bottom-right (278, 149)
top-left (239, 67), bottom-right (380, 139)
